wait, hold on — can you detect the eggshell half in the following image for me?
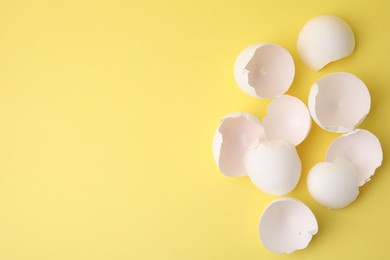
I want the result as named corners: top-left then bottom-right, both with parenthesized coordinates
top-left (244, 139), bottom-right (301, 196)
top-left (326, 129), bottom-right (383, 186)
top-left (297, 15), bottom-right (355, 71)
top-left (212, 112), bottom-right (265, 177)
top-left (307, 158), bottom-right (359, 209)
top-left (259, 198), bottom-right (318, 254)
top-left (264, 95), bottom-right (311, 146)
top-left (308, 72), bottom-right (370, 133)
top-left (234, 43), bottom-right (295, 99)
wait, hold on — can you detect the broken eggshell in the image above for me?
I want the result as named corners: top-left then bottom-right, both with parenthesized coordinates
top-left (308, 72), bottom-right (370, 133)
top-left (234, 43), bottom-right (295, 99)
top-left (259, 197), bottom-right (318, 254)
top-left (264, 95), bottom-right (311, 146)
top-left (244, 139), bottom-right (301, 196)
top-left (326, 129), bottom-right (383, 186)
top-left (307, 158), bottom-right (359, 209)
top-left (297, 15), bottom-right (355, 71)
top-left (212, 112), bottom-right (265, 177)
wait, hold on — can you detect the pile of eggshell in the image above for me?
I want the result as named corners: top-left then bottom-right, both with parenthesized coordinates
top-left (212, 15), bottom-right (383, 254)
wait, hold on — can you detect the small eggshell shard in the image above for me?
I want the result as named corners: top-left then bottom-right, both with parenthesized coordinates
top-left (244, 139), bottom-right (301, 196)
top-left (326, 129), bottom-right (383, 186)
top-left (308, 72), bottom-right (370, 133)
top-left (259, 198), bottom-right (318, 254)
top-left (212, 112), bottom-right (265, 177)
top-left (234, 43), bottom-right (295, 99)
top-left (263, 95), bottom-right (311, 146)
top-left (307, 158), bottom-right (359, 209)
top-left (297, 15), bottom-right (355, 71)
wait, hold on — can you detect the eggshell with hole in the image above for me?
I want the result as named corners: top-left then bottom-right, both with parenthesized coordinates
top-left (244, 139), bottom-right (301, 195)
top-left (259, 198), bottom-right (318, 254)
top-left (326, 129), bottom-right (383, 186)
top-left (212, 112), bottom-right (265, 177)
top-left (264, 95), bottom-right (311, 146)
top-left (308, 72), bottom-right (370, 133)
top-left (297, 15), bottom-right (355, 71)
top-left (307, 158), bottom-right (359, 209)
top-left (234, 43), bottom-right (295, 99)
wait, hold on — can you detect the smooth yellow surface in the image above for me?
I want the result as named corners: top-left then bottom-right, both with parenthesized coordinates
top-left (0, 0), bottom-right (389, 259)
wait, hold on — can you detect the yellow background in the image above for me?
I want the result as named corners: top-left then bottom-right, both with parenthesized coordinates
top-left (0, 0), bottom-right (389, 259)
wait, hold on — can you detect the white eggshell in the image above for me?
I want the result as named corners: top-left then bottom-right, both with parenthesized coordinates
top-left (307, 158), bottom-right (359, 209)
top-left (308, 72), bottom-right (370, 133)
top-left (234, 43), bottom-right (295, 99)
top-left (259, 198), bottom-right (318, 254)
top-left (326, 129), bottom-right (383, 186)
top-left (212, 112), bottom-right (265, 177)
top-left (264, 95), bottom-right (311, 146)
top-left (244, 139), bottom-right (301, 196)
top-left (297, 15), bottom-right (355, 71)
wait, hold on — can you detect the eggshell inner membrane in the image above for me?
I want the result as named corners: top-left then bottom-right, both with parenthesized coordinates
top-left (308, 72), bottom-right (370, 133)
top-left (264, 95), bottom-right (311, 146)
top-left (234, 44), bottom-right (295, 99)
top-left (326, 129), bottom-right (383, 186)
top-left (260, 198), bottom-right (318, 254)
top-left (307, 158), bottom-right (359, 209)
top-left (297, 15), bottom-right (355, 71)
top-left (212, 113), bottom-right (265, 177)
top-left (244, 139), bottom-right (301, 196)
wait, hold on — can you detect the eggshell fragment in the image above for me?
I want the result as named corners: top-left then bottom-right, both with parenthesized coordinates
top-left (308, 72), bottom-right (370, 133)
top-left (307, 158), bottom-right (359, 209)
top-left (264, 95), bottom-right (311, 146)
top-left (244, 139), bottom-right (301, 196)
top-left (234, 43), bottom-right (295, 99)
top-left (326, 129), bottom-right (383, 186)
top-left (212, 112), bottom-right (265, 177)
top-left (259, 198), bottom-right (318, 254)
top-left (297, 15), bottom-right (355, 71)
